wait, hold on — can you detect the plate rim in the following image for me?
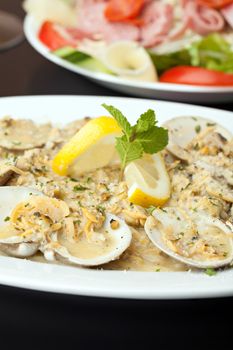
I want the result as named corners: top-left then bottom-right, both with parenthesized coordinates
top-left (24, 15), bottom-right (233, 95)
top-left (0, 94), bottom-right (233, 299)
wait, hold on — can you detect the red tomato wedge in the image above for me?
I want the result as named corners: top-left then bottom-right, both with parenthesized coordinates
top-left (197, 0), bottom-right (233, 9)
top-left (39, 21), bottom-right (75, 50)
top-left (105, 0), bottom-right (146, 22)
top-left (159, 66), bottom-right (233, 86)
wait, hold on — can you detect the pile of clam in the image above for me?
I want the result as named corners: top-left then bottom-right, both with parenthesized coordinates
top-left (0, 116), bottom-right (232, 270)
top-left (145, 116), bottom-right (233, 269)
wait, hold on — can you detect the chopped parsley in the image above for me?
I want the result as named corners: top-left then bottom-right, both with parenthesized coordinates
top-left (74, 219), bottom-right (81, 225)
top-left (86, 177), bottom-right (92, 183)
top-left (73, 185), bottom-right (89, 192)
top-left (96, 205), bottom-right (105, 214)
top-left (205, 268), bottom-right (217, 276)
top-left (195, 125), bottom-right (201, 134)
top-left (147, 206), bottom-right (156, 215)
top-left (70, 178), bottom-right (78, 182)
top-left (4, 216), bottom-right (10, 222)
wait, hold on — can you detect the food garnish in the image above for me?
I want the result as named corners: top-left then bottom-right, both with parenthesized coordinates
top-left (102, 104), bottom-right (170, 207)
top-left (124, 153), bottom-right (171, 207)
top-left (52, 116), bottom-right (121, 176)
top-left (102, 104), bottom-right (168, 169)
top-left (53, 103), bottom-right (169, 207)
top-left (205, 268), bottom-right (217, 276)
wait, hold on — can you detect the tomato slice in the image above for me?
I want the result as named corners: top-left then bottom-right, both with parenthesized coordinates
top-left (39, 21), bottom-right (75, 51)
top-left (197, 0), bottom-right (233, 9)
top-left (105, 0), bottom-right (145, 22)
top-left (159, 66), bottom-right (233, 86)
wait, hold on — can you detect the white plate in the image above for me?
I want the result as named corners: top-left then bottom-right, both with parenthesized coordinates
top-left (0, 95), bottom-right (233, 299)
top-left (24, 15), bottom-right (233, 104)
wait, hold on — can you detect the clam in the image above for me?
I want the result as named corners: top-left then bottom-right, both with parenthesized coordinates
top-left (163, 116), bottom-right (232, 161)
top-left (145, 207), bottom-right (233, 269)
top-left (0, 186), bottom-right (44, 257)
top-left (41, 213), bottom-right (132, 267)
top-left (0, 117), bottom-right (52, 150)
top-left (0, 187), bottom-right (132, 266)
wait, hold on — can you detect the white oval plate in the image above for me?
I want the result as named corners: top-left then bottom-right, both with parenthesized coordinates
top-left (24, 15), bottom-right (233, 104)
top-left (0, 95), bottom-right (233, 299)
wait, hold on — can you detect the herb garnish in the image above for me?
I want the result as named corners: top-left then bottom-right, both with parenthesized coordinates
top-left (4, 216), bottom-right (10, 222)
top-left (147, 206), bottom-right (156, 215)
top-left (205, 268), bottom-right (217, 276)
top-left (195, 125), bottom-right (201, 134)
top-left (206, 122), bottom-right (216, 127)
top-left (96, 205), bottom-right (105, 214)
top-left (102, 104), bottom-right (168, 169)
top-left (73, 185), bottom-right (89, 192)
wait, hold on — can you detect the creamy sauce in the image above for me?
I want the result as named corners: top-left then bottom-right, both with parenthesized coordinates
top-left (58, 233), bottom-right (116, 260)
top-left (105, 228), bottom-right (187, 272)
top-left (0, 224), bottom-right (19, 239)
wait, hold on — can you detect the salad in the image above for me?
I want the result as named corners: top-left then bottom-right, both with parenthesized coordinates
top-left (24, 0), bottom-right (233, 86)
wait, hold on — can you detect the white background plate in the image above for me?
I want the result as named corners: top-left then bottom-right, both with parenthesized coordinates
top-left (24, 15), bottom-right (233, 104)
top-left (0, 95), bottom-right (233, 299)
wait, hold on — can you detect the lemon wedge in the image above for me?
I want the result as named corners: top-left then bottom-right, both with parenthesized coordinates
top-left (52, 117), bottom-right (121, 177)
top-left (124, 153), bottom-right (170, 208)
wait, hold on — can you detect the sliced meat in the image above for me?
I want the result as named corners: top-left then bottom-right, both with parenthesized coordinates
top-left (221, 3), bottom-right (233, 28)
top-left (76, 0), bottom-right (140, 42)
top-left (168, 20), bottom-right (189, 40)
top-left (0, 118), bottom-right (52, 151)
top-left (184, 1), bottom-right (225, 35)
top-left (140, 2), bottom-right (174, 47)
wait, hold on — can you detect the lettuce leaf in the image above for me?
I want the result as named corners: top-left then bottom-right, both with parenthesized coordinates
top-left (188, 34), bottom-right (233, 73)
top-left (148, 34), bottom-right (233, 75)
top-left (148, 49), bottom-right (191, 75)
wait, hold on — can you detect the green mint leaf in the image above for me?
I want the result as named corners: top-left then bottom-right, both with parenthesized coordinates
top-left (102, 103), bottom-right (169, 169)
top-left (102, 104), bottom-right (132, 139)
top-left (116, 136), bottom-right (143, 169)
top-left (137, 126), bottom-right (168, 154)
top-left (136, 109), bottom-right (157, 133)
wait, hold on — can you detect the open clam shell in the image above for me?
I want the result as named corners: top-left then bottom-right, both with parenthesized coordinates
top-left (163, 116), bottom-right (232, 161)
top-left (0, 186), bottom-right (44, 257)
top-left (42, 213), bottom-right (132, 267)
top-left (0, 187), bottom-right (132, 266)
top-left (145, 208), bottom-right (233, 269)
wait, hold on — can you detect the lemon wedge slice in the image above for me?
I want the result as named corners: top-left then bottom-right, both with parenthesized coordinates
top-left (124, 153), bottom-right (171, 208)
top-left (52, 117), bottom-right (121, 177)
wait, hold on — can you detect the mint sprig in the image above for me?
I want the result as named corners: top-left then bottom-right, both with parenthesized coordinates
top-left (102, 104), bottom-right (168, 169)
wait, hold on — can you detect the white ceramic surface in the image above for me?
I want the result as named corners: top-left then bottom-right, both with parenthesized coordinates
top-left (0, 95), bottom-right (233, 299)
top-left (24, 15), bottom-right (233, 104)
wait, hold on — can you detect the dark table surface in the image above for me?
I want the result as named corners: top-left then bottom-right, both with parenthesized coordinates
top-left (0, 0), bottom-right (232, 347)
